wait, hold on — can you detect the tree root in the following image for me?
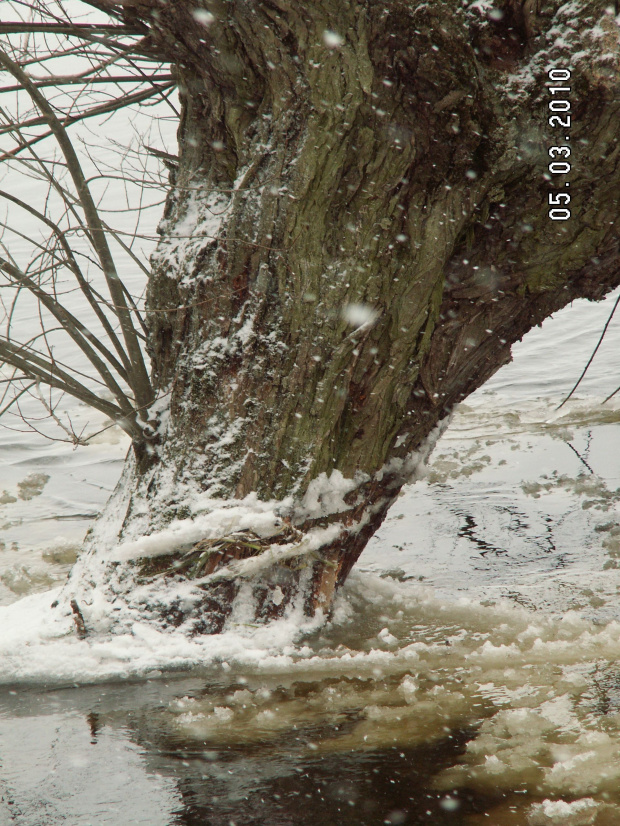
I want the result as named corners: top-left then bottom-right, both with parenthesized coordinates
top-left (70, 599), bottom-right (87, 639)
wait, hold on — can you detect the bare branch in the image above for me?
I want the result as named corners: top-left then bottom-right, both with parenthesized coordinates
top-left (0, 186), bottom-right (138, 375)
top-left (0, 255), bottom-right (135, 415)
top-left (0, 73), bottom-right (173, 91)
top-left (0, 379), bottom-right (36, 419)
top-left (557, 292), bottom-right (620, 409)
top-left (0, 23), bottom-right (144, 36)
top-left (0, 46), bottom-right (153, 411)
top-left (34, 381), bottom-right (87, 445)
top-left (0, 82), bottom-right (175, 158)
top-left (0, 336), bottom-right (130, 428)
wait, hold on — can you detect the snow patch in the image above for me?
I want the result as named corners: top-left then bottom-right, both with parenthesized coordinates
top-left (195, 524), bottom-right (342, 585)
top-left (299, 469), bottom-right (368, 519)
top-left (111, 495), bottom-right (287, 561)
top-left (153, 186), bottom-right (231, 281)
top-left (375, 419), bottom-right (449, 485)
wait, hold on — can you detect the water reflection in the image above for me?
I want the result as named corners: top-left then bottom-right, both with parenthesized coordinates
top-left (0, 685), bottom-right (182, 825)
top-left (157, 734), bottom-right (481, 826)
top-left (3, 601), bottom-right (620, 826)
top-left (0, 678), bottom-right (483, 826)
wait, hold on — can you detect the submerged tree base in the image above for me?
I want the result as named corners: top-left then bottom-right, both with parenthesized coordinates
top-left (58, 425), bottom-right (445, 637)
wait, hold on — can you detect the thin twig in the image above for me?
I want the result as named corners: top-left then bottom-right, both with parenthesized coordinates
top-left (557, 292), bottom-right (620, 409)
top-left (0, 47), bottom-right (153, 412)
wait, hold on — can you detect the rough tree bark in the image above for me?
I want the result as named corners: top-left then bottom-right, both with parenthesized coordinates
top-left (64, 0), bottom-right (620, 635)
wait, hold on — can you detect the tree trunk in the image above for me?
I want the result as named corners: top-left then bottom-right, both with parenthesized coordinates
top-left (67, 0), bottom-right (620, 635)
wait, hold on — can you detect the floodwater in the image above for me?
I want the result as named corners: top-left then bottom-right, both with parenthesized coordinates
top-left (1, 291), bottom-right (620, 825)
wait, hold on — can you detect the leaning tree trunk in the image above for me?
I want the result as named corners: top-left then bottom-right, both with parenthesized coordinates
top-left (65, 0), bottom-right (620, 635)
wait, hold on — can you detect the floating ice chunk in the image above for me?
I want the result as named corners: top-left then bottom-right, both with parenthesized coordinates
top-left (211, 706), bottom-right (234, 722)
top-left (378, 626), bottom-right (398, 645)
top-left (484, 754), bottom-right (507, 774)
top-left (528, 797), bottom-right (598, 825)
top-left (539, 694), bottom-right (578, 729)
top-left (397, 674), bottom-right (418, 703)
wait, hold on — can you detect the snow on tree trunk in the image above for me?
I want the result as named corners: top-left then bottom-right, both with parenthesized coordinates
top-left (66, 0), bottom-right (620, 635)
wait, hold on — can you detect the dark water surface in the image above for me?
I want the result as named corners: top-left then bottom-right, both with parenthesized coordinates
top-left (0, 676), bottom-right (522, 826)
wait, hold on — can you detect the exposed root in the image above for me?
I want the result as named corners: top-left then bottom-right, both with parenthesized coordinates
top-left (70, 599), bottom-right (87, 639)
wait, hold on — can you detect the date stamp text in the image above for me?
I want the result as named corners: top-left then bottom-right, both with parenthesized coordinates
top-left (547, 68), bottom-right (572, 221)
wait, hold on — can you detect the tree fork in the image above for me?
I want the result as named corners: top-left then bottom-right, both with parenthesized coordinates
top-left (67, 0), bottom-right (620, 631)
